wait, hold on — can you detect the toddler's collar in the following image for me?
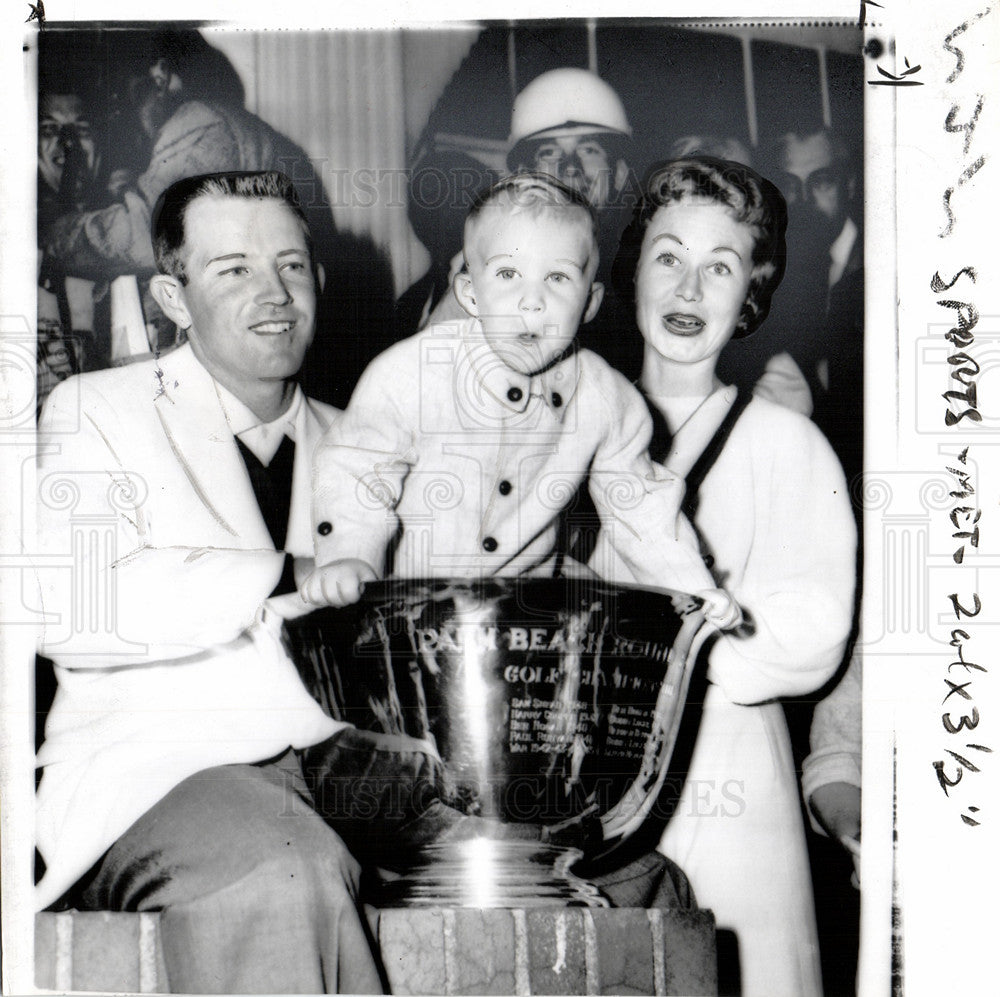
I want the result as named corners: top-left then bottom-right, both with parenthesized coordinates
top-left (461, 320), bottom-right (582, 419)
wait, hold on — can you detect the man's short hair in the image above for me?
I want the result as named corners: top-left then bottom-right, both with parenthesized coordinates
top-left (613, 156), bottom-right (788, 338)
top-left (463, 172), bottom-right (600, 274)
top-left (151, 171), bottom-right (311, 283)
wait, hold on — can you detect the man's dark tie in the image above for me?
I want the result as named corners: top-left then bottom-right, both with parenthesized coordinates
top-left (236, 434), bottom-right (297, 595)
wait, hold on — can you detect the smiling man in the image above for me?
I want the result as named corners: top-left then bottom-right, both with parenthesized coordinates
top-left (148, 174), bottom-right (321, 422)
top-left (34, 172), bottom-right (455, 994)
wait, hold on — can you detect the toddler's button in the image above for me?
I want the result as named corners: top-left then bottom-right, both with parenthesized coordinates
top-left (506, 386), bottom-right (523, 403)
top-left (498, 480), bottom-right (512, 496)
top-left (317, 521), bottom-right (333, 536)
top-left (551, 392), bottom-right (563, 408)
top-left (482, 536), bottom-right (498, 552)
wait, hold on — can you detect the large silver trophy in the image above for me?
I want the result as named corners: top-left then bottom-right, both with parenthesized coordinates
top-left (283, 577), bottom-right (711, 907)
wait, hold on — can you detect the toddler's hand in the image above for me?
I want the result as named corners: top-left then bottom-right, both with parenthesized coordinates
top-left (697, 587), bottom-right (743, 630)
top-left (300, 559), bottom-right (379, 607)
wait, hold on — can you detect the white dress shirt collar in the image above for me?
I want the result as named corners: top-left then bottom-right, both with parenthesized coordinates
top-left (215, 381), bottom-right (303, 466)
top-left (828, 216), bottom-right (858, 290)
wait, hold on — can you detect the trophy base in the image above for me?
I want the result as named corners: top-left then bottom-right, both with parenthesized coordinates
top-left (371, 838), bottom-right (610, 908)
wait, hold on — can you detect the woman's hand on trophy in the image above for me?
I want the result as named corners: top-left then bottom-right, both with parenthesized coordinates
top-left (697, 587), bottom-right (743, 631)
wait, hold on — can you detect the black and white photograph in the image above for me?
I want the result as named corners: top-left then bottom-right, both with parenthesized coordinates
top-left (0, 2), bottom-right (996, 995)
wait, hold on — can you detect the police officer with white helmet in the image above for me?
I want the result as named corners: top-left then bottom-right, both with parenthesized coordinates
top-left (506, 67), bottom-right (633, 211)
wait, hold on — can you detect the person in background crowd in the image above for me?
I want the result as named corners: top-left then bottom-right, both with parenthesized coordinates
top-left (667, 133), bottom-right (753, 168)
top-left (802, 648), bottom-right (862, 878)
top-left (801, 643), bottom-right (863, 995)
top-left (42, 30), bottom-right (299, 281)
top-left (37, 79), bottom-right (110, 392)
top-left (393, 150), bottom-right (498, 337)
top-left (719, 126), bottom-right (863, 488)
top-left (37, 92), bottom-right (102, 240)
top-left (505, 68), bottom-right (633, 235)
top-left (778, 127), bottom-right (863, 491)
top-left (35, 321), bottom-right (80, 415)
top-left (39, 29), bottom-right (348, 378)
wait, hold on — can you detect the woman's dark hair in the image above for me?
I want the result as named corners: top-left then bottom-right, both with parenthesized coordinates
top-left (612, 156), bottom-right (787, 338)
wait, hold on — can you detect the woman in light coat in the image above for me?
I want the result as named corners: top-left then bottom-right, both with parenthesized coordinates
top-left (592, 157), bottom-right (857, 997)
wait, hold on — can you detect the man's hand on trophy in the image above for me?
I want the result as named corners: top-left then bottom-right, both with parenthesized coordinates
top-left (301, 727), bottom-right (539, 868)
top-left (303, 726), bottom-right (445, 818)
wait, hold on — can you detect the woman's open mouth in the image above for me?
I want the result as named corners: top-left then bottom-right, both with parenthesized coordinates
top-left (661, 313), bottom-right (705, 336)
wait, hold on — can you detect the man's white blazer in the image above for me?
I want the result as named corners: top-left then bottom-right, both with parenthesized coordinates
top-left (34, 343), bottom-right (344, 909)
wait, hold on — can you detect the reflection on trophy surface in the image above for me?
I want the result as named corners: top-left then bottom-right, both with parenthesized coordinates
top-left (284, 576), bottom-right (710, 908)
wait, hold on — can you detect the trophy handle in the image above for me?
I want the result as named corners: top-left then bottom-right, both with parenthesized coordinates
top-left (598, 610), bottom-right (713, 844)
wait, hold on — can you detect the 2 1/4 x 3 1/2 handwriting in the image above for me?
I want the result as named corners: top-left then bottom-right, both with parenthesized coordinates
top-left (933, 605), bottom-right (992, 826)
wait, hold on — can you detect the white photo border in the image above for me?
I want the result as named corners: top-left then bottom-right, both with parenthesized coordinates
top-left (2, 2), bottom-right (997, 995)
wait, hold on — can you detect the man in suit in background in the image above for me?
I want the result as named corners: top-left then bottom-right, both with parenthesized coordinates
top-left (34, 171), bottom-right (447, 993)
top-left (776, 127), bottom-right (863, 491)
top-left (719, 126), bottom-right (863, 488)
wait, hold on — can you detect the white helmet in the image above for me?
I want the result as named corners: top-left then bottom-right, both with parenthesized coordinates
top-left (508, 68), bottom-right (632, 147)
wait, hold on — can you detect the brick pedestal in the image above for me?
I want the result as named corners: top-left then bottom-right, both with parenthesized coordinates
top-left (36, 906), bottom-right (717, 995)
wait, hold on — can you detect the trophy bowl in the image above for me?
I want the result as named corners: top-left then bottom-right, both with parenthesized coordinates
top-left (283, 576), bottom-right (711, 906)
